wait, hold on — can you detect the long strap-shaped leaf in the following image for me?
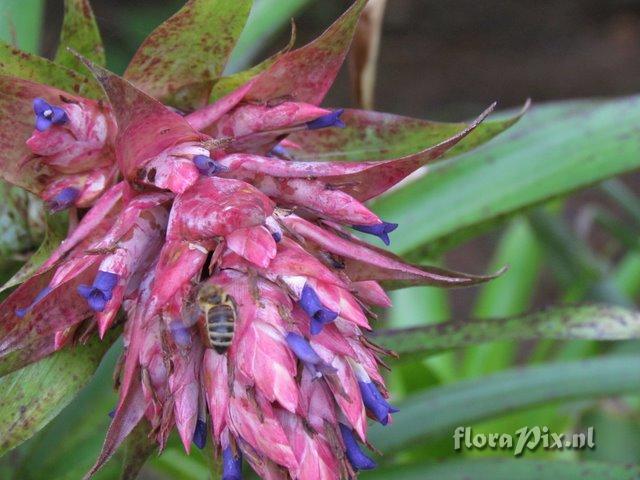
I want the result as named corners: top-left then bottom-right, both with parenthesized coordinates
top-left (368, 354), bottom-right (640, 453)
top-left (362, 459), bottom-right (640, 480)
top-left (372, 96), bottom-right (640, 258)
top-left (55, 0), bottom-right (106, 71)
top-left (370, 304), bottom-right (640, 356)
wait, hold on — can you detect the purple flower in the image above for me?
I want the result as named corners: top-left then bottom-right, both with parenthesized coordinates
top-left (267, 144), bottom-right (292, 159)
top-left (222, 446), bottom-right (243, 480)
top-left (192, 419), bottom-right (207, 449)
top-left (33, 97), bottom-right (68, 132)
top-left (15, 285), bottom-right (53, 317)
top-left (169, 320), bottom-right (192, 347)
top-left (306, 109), bottom-right (345, 130)
top-left (48, 187), bottom-right (79, 212)
top-left (358, 381), bottom-right (399, 425)
top-left (193, 155), bottom-right (228, 176)
top-left (77, 270), bottom-right (119, 312)
top-left (352, 221), bottom-right (399, 246)
top-left (299, 284), bottom-right (338, 335)
top-left (285, 332), bottom-right (336, 377)
top-left (339, 423), bottom-right (376, 471)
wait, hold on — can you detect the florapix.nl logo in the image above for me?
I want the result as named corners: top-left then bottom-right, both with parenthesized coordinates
top-left (453, 426), bottom-right (595, 456)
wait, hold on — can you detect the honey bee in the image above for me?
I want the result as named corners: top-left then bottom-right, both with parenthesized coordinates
top-left (195, 283), bottom-right (237, 354)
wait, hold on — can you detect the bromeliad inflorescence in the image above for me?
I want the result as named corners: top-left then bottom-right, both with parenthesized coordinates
top-left (0, 1), bottom-right (507, 479)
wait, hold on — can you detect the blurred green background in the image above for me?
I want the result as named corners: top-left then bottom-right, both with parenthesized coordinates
top-left (2, 1), bottom-right (640, 479)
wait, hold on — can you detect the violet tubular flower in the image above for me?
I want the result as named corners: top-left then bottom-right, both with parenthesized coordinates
top-left (298, 284), bottom-right (338, 335)
top-left (222, 447), bottom-right (243, 480)
top-left (77, 271), bottom-right (119, 312)
top-left (285, 332), bottom-right (337, 377)
top-left (193, 154), bottom-right (228, 176)
top-left (15, 285), bottom-right (52, 318)
top-left (305, 109), bottom-right (346, 130)
top-left (339, 423), bottom-right (376, 471)
top-left (47, 187), bottom-right (80, 212)
top-left (33, 97), bottom-right (68, 132)
top-left (193, 419), bottom-right (208, 449)
top-left (352, 221), bottom-right (399, 246)
top-left (358, 381), bottom-right (399, 426)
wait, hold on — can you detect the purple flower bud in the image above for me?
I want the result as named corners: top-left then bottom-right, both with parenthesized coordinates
top-left (306, 109), bottom-right (346, 130)
top-left (169, 320), bottom-right (192, 347)
top-left (192, 419), bottom-right (207, 449)
top-left (193, 155), bottom-right (228, 176)
top-left (33, 97), bottom-right (68, 132)
top-left (352, 221), bottom-right (398, 246)
top-left (222, 446), bottom-right (243, 480)
top-left (271, 231), bottom-right (282, 243)
top-left (285, 332), bottom-right (336, 377)
top-left (299, 284), bottom-right (338, 335)
top-left (358, 381), bottom-right (399, 425)
top-left (268, 144), bottom-right (291, 159)
top-left (107, 408), bottom-right (115, 419)
top-left (77, 270), bottom-right (119, 312)
top-left (338, 423), bottom-right (376, 471)
top-left (48, 187), bottom-right (80, 212)
top-left (16, 285), bottom-right (53, 317)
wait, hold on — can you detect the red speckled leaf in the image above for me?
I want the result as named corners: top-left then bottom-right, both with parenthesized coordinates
top-left (0, 42), bottom-right (102, 98)
top-left (209, 20), bottom-right (297, 102)
top-left (55, 0), bottom-right (106, 71)
top-left (124, 0), bottom-right (252, 111)
top-left (80, 59), bottom-right (206, 182)
top-left (224, 104), bottom-right (494, 202)
top-left (283, 215), bottom-right (503, 290)
top-left (0, 257), bottom-right (100, 360)
top-left (245, 0), bottom-right (367, 105)
top-left (287, 101), bottom-right (530, 163)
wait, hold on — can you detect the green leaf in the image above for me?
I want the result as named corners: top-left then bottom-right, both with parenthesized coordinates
top-left (225, 0), bottom-right (312, 73)
top-left (7, 341), bottom-right (121, 480)
top-left (0, 211), bottom-right (67, 294)
top-left (0, 181), bottom-right (44, 258)
top-left (290, 101), bottom-right (529, 163)
top-left (362, 459), bottom-right (640, 480)
top-left (0, 332), bottom-right (115, 455)
top-left (461, 217), bottom-right (543, 377)
top-left (368, 354), bottom-right (640, 453)
top-left (372, 304), bottom-right (640, 356)
top-left (55, 0), bottom-right (106, 71)
top-left (373, 96), bottom-right (640, 258)
top-left (0, 0), bottom-right (44, 54)
top-left (120, 420), bottom-right (156, 480)
top-left (0, 41), bottom-right (102, 98)
top-left (124, 0), bottom-right (253, 110)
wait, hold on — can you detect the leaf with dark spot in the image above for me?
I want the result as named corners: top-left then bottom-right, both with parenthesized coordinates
top-left (0, 331), bottom-right (116, 456)
top-left (0, 41), bottom-right (102, 99)
top-left (370, 304), bottom-right (640, 357)
top-left (55, 0), bottom-right (106, 72)
top-left (124, 0), bottom-right (252, 111)
top-left (288, 100), bottom-right (529, 163)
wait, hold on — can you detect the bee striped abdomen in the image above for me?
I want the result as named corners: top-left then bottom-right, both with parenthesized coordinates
top-left (196, 283), bottom-right (237, 354)
top-left (206, 305), bottom-right (235, 353)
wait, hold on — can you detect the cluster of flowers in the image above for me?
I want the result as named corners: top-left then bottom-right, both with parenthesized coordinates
top-left (0, 1), bottom-right (497, 478)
